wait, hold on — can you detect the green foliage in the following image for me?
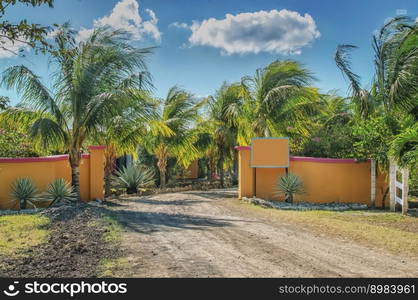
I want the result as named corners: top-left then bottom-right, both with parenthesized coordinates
top-left (0, 0), bottom-right (54, 56)
top-left (0, 96), bottom-right (9, 110)
top-left (10, 177), bottom-right (39, 209)
top-left (390, 124), bottom-right (418, 168)
top-left (297, 93), bottom-right (356, 158)
top-left (241, 60), bottom-right (320, 140)
top-left (143, 86), bottom-right (203, 188)
top-left (1, 26), bottom-right (154, 198)
top-left (352, 116), bottom-right (395, 167)
top-left (0, 127), bottom-right (43, 157)
top-left (334, 17), bottom-right (418, 171)
top-left (44, 178), bottom-right (76, 207)
top-left (112, 165), bottom-right (155, 194)
top-left (275, 173), bottom-right (304, 203)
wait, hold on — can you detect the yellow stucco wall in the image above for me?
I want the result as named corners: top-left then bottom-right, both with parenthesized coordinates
top-left (0, 146), bottom-right (105, 209)
top-left (237, 143), bottom-right (388, 207)
top-left (237, 147), bottom-right (254, 199)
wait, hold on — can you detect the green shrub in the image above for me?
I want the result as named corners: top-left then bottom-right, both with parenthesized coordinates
top-left (44, 178), bottom-right (76, 207)
top-left (10, 178), bottom-right (40, 209)
top-left (275, 173), bottom-right (304, 203)
top-left (112, 165), bottom-right (155, 194)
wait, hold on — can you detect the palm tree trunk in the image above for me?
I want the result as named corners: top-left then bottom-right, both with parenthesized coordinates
top-left (232, 151), bottom-right (238, 185)
top-left (69, 151), bottom-right (81, 201)
top-left (156, 145), bottom-right (168, 189)
top-left (104, 170), bottom-right (112, 197)
top-left (218, 154), bottom-right (225, 188)
top-left (104, 148), bottom-right (117, 197)
top-left (159, 168), bottom-right (166, 189)
top-left (206, 161), bottom-right (211, 182)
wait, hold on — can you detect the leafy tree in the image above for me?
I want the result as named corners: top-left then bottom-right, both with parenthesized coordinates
top-left (240, 60), bottom-right (319, 143)
top-left (335, 16), bottom-right (418, 168)
top-left (0, 127), bottom-right (44, 157)
top-left (297, 93), bottom-right (356, 158)
top-left (0, 0), bottom-right (54, 56)
top-left (90, 91), bottom-right (160, 196)
top-left (143, 87), bottom-right (202, 188)
top-left (0, 96), bottom-right (9, 110)
top-left (207, 83), bottom-right (243, 186)
top-left (0, 27), bottom-right (154, 199)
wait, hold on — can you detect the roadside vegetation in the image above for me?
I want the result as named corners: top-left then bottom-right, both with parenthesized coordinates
top-left (0, 214), bottom-right (49, 257)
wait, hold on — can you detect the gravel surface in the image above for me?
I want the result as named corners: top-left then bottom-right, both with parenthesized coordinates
top-left (106, 189), bottom-right (418, 277)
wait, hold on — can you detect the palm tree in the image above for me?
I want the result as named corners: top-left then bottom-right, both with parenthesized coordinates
top-left (240, 60), bottom-right (319, 142)
top-left (207, 83), bottom-right (244, 187)
top-left (90, 91), bottom-right (160, 196)
top-left (335, 16), bottom-right (418, 118)
top-left (335, 16), bottom-right (418, 166)
top-left (143, 86), bottom-right (202, 188)
top-left (0, 27), bottom-right (154, 199)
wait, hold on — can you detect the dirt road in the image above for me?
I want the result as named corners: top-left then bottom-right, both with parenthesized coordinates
top-left (108, 189), bottom-right (418, 277)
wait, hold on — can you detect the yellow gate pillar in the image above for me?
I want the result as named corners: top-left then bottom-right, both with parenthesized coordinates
top-left (235, 146), bottom-right (254, 199)
top-left (88, 145), bottom-right (105, 200)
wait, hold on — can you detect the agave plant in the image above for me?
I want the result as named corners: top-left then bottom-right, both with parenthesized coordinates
top-left (112, 165), bottom-right (155, 194)
top-left (45, 178), bottom-right (77, 207)
top-left (10, 178), bottom-right (39, 209)
top-left (275, 173), bottom-right (304, 203)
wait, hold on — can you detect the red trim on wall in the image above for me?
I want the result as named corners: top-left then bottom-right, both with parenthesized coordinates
top-left (88, 145), bottom-right (106, 150)
top-left (290, 156), bottom-right (368, 163)
top-left (0, 153), bottom-right (90, 163)
top-left (0, 155), bottom-right (69, 163)
top-left (235, 146), bottom-right (251, 151)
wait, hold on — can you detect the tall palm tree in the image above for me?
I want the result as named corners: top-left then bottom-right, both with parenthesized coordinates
top-left (335, 16), bottom-right (418, 167)
top-left (90, 91), bottom-right (161, 196)
top-left (207, 82), bottom-right (243, 187)
top-left (143, 86), bottom-right (202, 188)
top-left (335, 16), bottom-right (418, 118)
top-left (240, 60), bottom-right (319, 142)
top-left (0, 27), bottom-right (154, 199)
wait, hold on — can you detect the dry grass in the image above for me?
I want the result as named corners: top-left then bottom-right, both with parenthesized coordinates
top-left (236, 200), bottom-right (418, 257)
top-left (0, 214), bottom-right (50, 257)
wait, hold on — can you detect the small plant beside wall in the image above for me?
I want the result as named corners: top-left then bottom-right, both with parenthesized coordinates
top-left (112, 165), bottom-right (155, 194)
top-left (275, 173), bottom-right (304, 203)
top-left (10, 178), bottom-right (40, 209)
top-left (44, 179), bottom-right (77, 207)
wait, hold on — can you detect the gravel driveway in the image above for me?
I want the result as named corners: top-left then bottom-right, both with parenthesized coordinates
top-left (107, 189), bottom-right (418, 277)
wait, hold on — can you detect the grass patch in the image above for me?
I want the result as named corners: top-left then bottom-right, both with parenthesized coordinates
top-left (98, 215), bottom-right (123, 243)
top-left (236, 200), bottom-right (418, 257)
top-left (97, 257), bottom-right (129, 277)
top-left (90, 213), bottom-right (127, 277)
top-left (0, 214), bottom-right (50, 257)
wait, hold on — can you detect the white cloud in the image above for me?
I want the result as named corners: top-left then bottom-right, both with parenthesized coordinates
top-left (396, 9), bottom-right (407, 15)
top-left (77, 0), bottom-right (161, 42)
top-left (187, 9), bottom-right (320, 55)
top-left (0, 38), bottom-right (30, 58)
top-left (170, 22), bottom-right (190, 29)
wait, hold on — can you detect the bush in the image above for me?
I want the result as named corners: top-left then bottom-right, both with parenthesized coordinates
top-left (112, 165), bottom-right (155, 194)
top-left (44, 178), bottom-right (76, 207)
top-left (10, 178), bottom-right (40, 209)
top-left (275, 173), bottom-right (304, 203)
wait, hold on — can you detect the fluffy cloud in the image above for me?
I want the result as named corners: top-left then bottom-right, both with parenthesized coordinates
top-left (0, 38), bottom-right (30, 58)
top-left (77, 0), bottom-right (161, 42)
top-left (187, 9), bottom-right (320, 55)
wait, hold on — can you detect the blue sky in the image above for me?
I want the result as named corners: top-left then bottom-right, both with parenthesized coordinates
top-left (1, 0), bottom-right (418, 104)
